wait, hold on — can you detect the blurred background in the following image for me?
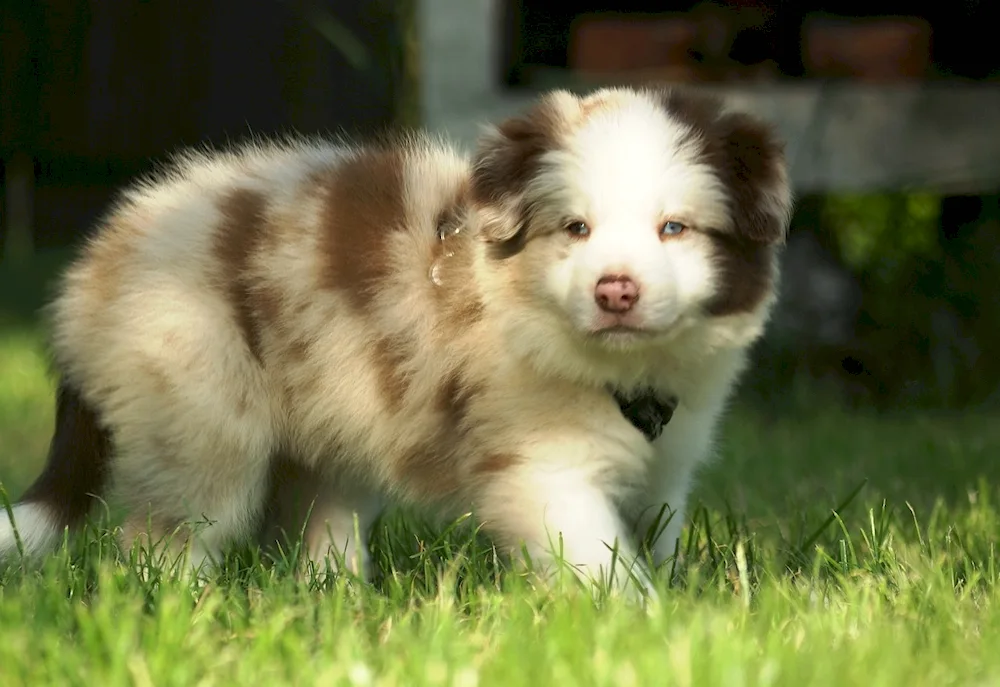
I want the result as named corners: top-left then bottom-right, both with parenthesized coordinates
top-left (2, 0), bottom-right (999, 413)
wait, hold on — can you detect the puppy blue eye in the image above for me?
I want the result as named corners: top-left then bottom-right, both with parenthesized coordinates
top-left (565, 221), bottom-right (590, 238)
top-left (660, 221), bottom-right (686, 237)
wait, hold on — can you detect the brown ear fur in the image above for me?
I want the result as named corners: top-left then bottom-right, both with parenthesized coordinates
top-left (470, 91), bottom-right (578, 243)
top-left (653, 88), bottom-right (792, 246)
top-left (711, 111), bottom-right (792, 246)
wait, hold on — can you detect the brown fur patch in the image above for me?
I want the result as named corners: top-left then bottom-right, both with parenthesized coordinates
top-left (284, 372), bottom-right (321, 410)
top-left (704, 232), bottom-right (776, 316)
top-left (434, 182), bottom-right (468, 239)
top-left (437, 268), bottom-right (485, 324)
top-left (484, 223), bottom-right (530, 261)
top-left (394, 367), bottom-right (483, 499)
top-left (474, 453), bottom-right (520, 476)
top-left (253, 287), bottom-right (283, 334)
top-left (214, 188), bottom-right (272, 363)
top-left (653, 89), bottom-right (788, 244)
top-left (452, 298), bottom-right (485, 325)
top-left (470, 92), bottom-right (574, 244)
top-left (654, 88), bottom-right (728, 150)
top-left (22, 382), bottom-right (113, 528)
top-left (652, 89), bottom-right (790, 315)
top-left (431, 183), bottom-right (487, 325)
top-left (286, 337), bottom-right (311, 364)
top-left (436, 368), bottom-right (483, 431)
top-left (433, 250), bottom-right (486, 326)
top-left (317, 149), bottom-right (407, 308)
top-left (371, 335), bottom-right (412, 412)
top-left (396, 443), bottom-right (461, 497)
top-left (708, 112), bottom-right (788, 245)
top-left (703, 112), bottom-right (787, 315)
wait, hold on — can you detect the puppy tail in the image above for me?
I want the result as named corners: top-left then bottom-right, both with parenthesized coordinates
top-left (1, 380), bottom-right (112, 561)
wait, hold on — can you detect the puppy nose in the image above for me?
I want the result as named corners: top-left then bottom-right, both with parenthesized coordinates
top-left (595, 275), bottom-right (640, 313)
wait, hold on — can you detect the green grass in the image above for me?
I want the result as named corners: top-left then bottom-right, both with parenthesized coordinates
top-left (2, 258), bottom-right (1000, 684)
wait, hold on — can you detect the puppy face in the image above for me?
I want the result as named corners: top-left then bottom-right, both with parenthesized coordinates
top-left (471, 88), bottom-right (792, 354)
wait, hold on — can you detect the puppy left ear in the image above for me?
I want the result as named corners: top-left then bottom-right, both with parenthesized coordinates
top-left (714, 112), bottom-right (793, 245)
top-left (470, 90), bottom-right (578, 244)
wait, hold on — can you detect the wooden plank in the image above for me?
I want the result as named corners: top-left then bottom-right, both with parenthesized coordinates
top-left (495, 70), bottom-right (1000, 194)
top-left (708, 83), bottom-right (1000, 194)
top-left (418, 0), bottom-right (998, 194)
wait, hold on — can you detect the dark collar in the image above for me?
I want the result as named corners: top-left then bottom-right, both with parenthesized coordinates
top-left (613, 389), bottom-right (678, 442)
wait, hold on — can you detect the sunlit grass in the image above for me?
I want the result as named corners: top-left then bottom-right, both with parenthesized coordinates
top-left (2, 285), bottom-right (1000, 685)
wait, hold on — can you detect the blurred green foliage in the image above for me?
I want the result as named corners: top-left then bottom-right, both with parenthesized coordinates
top-left (825, 193), bottom-right (941, 272)
top-left (755, 190), bottom-right (999, 412)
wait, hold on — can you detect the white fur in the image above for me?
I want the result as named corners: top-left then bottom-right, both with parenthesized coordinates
top-left (0, 503), bottom-right (62, 559)
top-left (528, 96), bottom-right (728, 342)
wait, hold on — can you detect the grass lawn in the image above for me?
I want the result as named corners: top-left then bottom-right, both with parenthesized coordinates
top-left (2, 255), bottom-right (1000, 685)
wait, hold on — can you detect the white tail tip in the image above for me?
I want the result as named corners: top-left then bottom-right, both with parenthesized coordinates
top-left (0, 502), bottom-right (63, 560)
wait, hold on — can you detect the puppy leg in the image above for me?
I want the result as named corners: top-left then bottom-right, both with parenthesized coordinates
top-left (628, 421), bottom-right (716, 571)
top-left (261, 459), bottom-right (383, 581)
top-left (630, 472), bottom-right (692, 570)
top-left (473, 461), bottom-right (655, 601)
top-left (114, 413), bottom-right (275, 580)
top-left (100, 326), bottom-right (278, 579)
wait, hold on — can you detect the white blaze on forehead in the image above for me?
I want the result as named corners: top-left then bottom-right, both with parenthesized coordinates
top-left (522, 92), bottom-right (738, 336)
top-left (532, 95), bottom-right (731, 233)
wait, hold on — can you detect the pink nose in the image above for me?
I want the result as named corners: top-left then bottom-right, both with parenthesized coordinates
top-left (595, 275), bottom-right (640, 313)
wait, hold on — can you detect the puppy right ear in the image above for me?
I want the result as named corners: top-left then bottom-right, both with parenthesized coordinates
top-left (470, 91), bottom-right (577, 243)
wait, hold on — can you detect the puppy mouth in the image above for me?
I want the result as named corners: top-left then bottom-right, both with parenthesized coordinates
top-left (584, 312), bottom-right (678, 344)
top-left (587, 323), bottom-right (660, 342)
top-left (592, 324), bottom-right (650, 335)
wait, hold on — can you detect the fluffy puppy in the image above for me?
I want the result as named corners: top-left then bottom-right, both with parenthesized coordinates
top-left (0, 87), bottom-right (791, 597)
